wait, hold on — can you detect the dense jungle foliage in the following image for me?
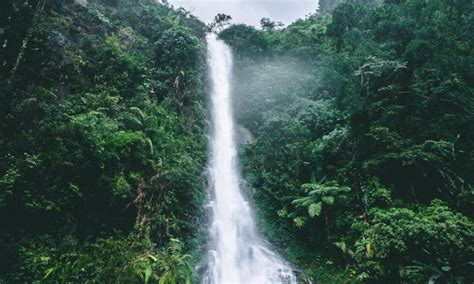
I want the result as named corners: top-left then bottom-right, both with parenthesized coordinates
top-left (1, 0), bottom-right (208, 282)
top-left (1, 0), bottom-right (473, 282)
top-left (219, 0), bottom-right (474, 282)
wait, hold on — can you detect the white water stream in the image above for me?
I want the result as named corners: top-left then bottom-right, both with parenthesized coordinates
top-left (202, 34), bottom-right (297, 284)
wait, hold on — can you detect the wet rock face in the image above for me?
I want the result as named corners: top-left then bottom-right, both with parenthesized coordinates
top-left (45, 29), bottom-right (72, 97)
top-left (75, 0), bottom-right (87, 6)
top-left (48, 29), bottom-right (68, 49)
top-left (235, 124), bottom-right (255, 145)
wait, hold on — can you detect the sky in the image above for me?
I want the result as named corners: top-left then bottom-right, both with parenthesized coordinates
top-left (168, 0), bottom-right (320, 27)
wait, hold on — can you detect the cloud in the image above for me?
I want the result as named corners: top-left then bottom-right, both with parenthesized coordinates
top-left (169, 0), bottom-right (319, 27)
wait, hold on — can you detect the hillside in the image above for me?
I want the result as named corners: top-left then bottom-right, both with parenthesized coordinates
top-left (219, 0), bottom-right (474, 282)
top-left (1, 0), bottom-right (208, 282)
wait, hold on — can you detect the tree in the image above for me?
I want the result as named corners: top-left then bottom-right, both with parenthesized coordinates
top-left (208, 13), bottom-right (232, 32)
top-left (260, 17), bottom-right (284, 31)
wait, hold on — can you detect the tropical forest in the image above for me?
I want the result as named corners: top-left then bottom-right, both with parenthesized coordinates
top-left (0, 0), bottom-right (473, 283)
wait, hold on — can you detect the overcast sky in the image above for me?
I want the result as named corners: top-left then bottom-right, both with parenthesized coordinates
top-left (169, 0), bottom-right (319, 27)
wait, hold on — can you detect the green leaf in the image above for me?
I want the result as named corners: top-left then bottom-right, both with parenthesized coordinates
top-left (334, 241), bottom-right (346, 253)
top-left (130, 107), bottom-right (145, 121)
top-left (292, 196), bottom-right (313, 207)
top-left (441, 266), bottom-right (451, 272)
top-left (144, 266), bottom-right (152, 284)
top-left (321, 196), bottom-right (335, 205)
top-left (293, 217), bottom-right (306, 228)
top-left (145, 137), bottom-right (154, 154)
top-left (308, 202), bottom-right (322, 218)
top-left (44, 267), bottom-right (55, 279)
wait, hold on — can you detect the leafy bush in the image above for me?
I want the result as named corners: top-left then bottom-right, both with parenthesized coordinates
top-left (1, 0), bottom-right (207, 281)
top-left (222, 0), bottom-right (474, 282)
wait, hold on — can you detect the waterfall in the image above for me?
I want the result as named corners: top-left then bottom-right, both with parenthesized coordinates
top-left (202, 34), bottom-right (297, 284)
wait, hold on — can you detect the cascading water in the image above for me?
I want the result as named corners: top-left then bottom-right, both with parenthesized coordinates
top-left (202, 34), bottom-right (297, 284)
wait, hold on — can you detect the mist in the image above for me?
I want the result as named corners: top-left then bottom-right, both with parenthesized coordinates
top-left (169, 0), bottom-right (319, 26)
